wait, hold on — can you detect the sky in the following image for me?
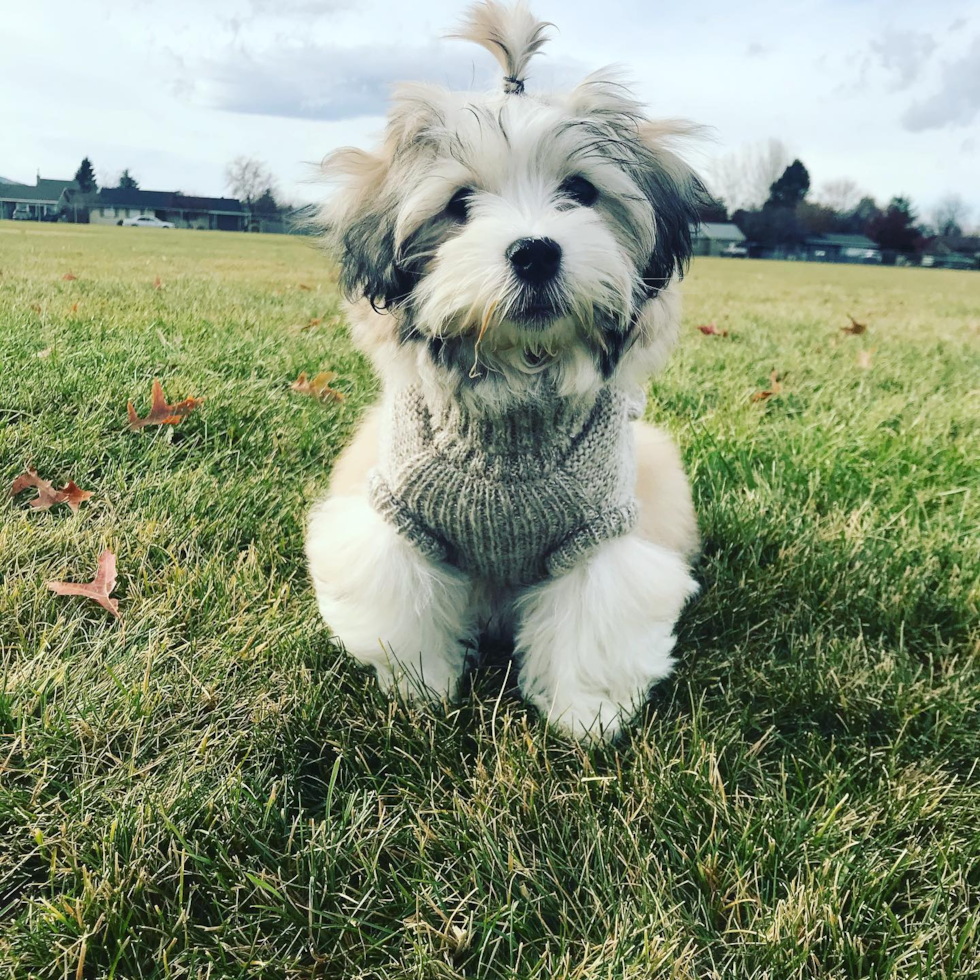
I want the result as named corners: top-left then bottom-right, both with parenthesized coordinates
top-left (2, 0), bottom-right (978, 223)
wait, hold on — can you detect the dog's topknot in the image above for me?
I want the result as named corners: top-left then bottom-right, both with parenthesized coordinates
top-left (449, 1), bottom-right (553, 95)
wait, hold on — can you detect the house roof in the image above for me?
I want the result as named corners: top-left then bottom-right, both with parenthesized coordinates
top-left (72, 187), bottom-right (245, 214)
top-left (0, 182), bottom-right (65, 204)
top-left (88, 187), bottom-right (179, 208)
top-left (808, 233), bottom-right (879, 249)
top-left (695, 222), bottom-right (746, 242)
top-left (173, 194), bottom-right (244, 214)
top-left (926, 235), bottom-right (980, 256)
top-left (36, 178), bottom-right (78, 195)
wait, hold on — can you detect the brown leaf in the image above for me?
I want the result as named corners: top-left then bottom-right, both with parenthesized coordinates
top-left (31, 303), bottom-right (42, 313)
top-left (751, 370), bottom-right (784, 402)
top-left (153, 276), bottom-right (163, 289)
top-left (69, 302), bottom-right (78, 314)
top-left (842, 314), bottom-right (867, 335)
top-left (60, 481), bottom-right (95, 513)
top-left (128, 378), bottom-right (205, 430)
top-left (62, 273), bottom-right (77, 281)
top-left (697, 320), bottom-right (729, 337)
top-left (47, 549), bottom-right (120, 618)
top-left (856, 349), bottom-right (875, 370)
top-left (297, 283), bottom-right (312, 291)
top-left (290, 371), bottom-right (346, 403)
top-left (10, 468), bottom-right (94, 512)
top-left (301, 316), bottom-right (324, 331)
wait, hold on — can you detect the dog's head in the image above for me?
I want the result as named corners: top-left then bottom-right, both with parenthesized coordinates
top-left (320, 1), bottom-right (706, 384)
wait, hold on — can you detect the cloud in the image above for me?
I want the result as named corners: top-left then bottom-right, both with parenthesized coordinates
top-left (903, 34), bottom-right (980, 131)
top-left (745, 42), bottom-right (771, 58)
top-left (197, 41), bottom-right (586, 122)
top-left (870, 28), bottom-right (936, 90)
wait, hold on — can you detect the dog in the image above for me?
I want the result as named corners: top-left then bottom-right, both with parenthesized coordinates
top-left (306, 1), bottom-right (705, 743)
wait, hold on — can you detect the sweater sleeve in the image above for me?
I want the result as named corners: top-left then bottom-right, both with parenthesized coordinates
top-left (368, 471), bottom-right (450, 565)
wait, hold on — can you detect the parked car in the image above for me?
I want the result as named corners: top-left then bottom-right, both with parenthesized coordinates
top-left (119, 214), bottom-right (174, 229)
top-left (720, 242), bottom-right (748, 258)
top-left (11, 205), bottom-right (32, 221)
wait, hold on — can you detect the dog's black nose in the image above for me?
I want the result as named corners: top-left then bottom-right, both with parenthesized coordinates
top-left (506, 237), bottom-right (562, 284)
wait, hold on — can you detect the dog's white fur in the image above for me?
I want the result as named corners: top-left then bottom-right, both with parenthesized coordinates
top-left (306, 1), bottom-right (703, 742)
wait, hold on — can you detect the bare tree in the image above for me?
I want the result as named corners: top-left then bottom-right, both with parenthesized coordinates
top-left (818, 178), bottom-right (863, 214)
top-left (225, 156), bottom-right (276, 205)
top-left (706, 138), bottom-right (791, 212)
top-left (933, 194), bottom-right (971, 237)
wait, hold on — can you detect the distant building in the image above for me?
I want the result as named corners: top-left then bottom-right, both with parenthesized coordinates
top-left (692, 222), bottom-right (747, 256)
top-left (66, 187), bottom-right (247, 231)
top-left (921, 237), bottom-right (980, 270)
top-left (0, 176), bottom-right (78, 220)
top-left (805, 234), bottom-right (881, 264)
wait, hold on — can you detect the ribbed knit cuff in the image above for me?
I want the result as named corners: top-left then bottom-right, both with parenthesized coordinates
top-left (545, 502), bottom-right (639, 578)
top-left (368, 473), bottom-right (450, 565)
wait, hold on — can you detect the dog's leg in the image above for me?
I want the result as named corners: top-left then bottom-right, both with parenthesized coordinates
top-left (514, 533), bottom-right (697, 743)
top-left (306, 494), bottom-right (474, 702)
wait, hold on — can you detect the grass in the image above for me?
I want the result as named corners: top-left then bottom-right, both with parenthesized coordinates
top-left (1, 222), bottom-right (978, 979)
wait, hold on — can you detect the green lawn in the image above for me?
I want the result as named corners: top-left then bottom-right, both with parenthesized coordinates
top-left (1, 223), bottom-right (978, 979)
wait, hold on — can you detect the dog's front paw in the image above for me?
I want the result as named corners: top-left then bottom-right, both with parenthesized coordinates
top-left (515, 535), bottom-right (696, 744)
top-left (307, 494), bottom-right (475, 707)
top-left (371, 639), bottom-right (471, 704)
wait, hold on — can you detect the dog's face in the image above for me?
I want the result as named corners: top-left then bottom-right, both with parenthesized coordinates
top-left (321, 3), bottom-right (705, 382)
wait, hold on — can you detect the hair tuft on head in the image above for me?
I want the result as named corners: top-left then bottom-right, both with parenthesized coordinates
top-left (448, 1), bottom-right (553, 94)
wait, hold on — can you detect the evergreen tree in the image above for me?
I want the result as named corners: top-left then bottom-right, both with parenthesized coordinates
top-left (74, 157), bottom-right (97, 193)
top-left (867, 196), bottom-right (922, 255)
top-left (252, 188), bottom-right (279, 214)
top-left (765, 160), bottom-right (810, 209)
top-left (118, 169), bottom-right (139, 190)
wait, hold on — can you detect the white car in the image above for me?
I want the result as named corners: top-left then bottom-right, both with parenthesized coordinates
top-left (120, 214), bottom-right (174, 229)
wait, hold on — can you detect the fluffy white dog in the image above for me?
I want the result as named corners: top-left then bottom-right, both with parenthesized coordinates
top-left (306, 1), bottom-right (704, 743)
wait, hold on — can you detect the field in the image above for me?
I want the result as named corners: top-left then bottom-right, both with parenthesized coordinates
top-left (1, 222), bottom-right (978, 979)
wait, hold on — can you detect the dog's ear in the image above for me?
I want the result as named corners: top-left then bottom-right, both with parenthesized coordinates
top-left (634, 120), bottom-right (708, 298)
top-left (319, 147), bottom-right (406, 311)
top-left (319, 84), bottom-right (448, 311)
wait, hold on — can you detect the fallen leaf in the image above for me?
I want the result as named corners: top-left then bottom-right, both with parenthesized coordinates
top-left (31, 303), bottom-right (42, 313)
top-left (842, 314), bottom-right (867, 335)
top-left (128, 378), bottom-right (205, 430)
top-left (62, 273), bottom-right (77, 281)
top-left (60, 481), bottom-right (95, 513)
top-left (69, 302), bottom-right (78, 314)
top-left (153, 276), bottom-right (163, 289)
top-left (290, 371), bottom-right (346, 403)
top-left (301, 316), bottom-right (324, 331)
top-left (47, 549), bottom-right (120, 618)
top-left (37, 347), bottom-right (52, 359)
top-left (751, 370), bottom-right (784, 402)
top-left (856, 349), bottom-right (875, 369)
top-left (697, 320), bottom-right (729, 337)
top-left (297, 283), bottom-right (312, 291)
top-left (10, 468), bottom-right (94, 512)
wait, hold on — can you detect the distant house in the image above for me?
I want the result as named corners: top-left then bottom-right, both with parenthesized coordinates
top-left (921, 237), bottom-right (980, 270)
top-left (691, 222), bottom-right (746, 256)
top-left (67, 187), bottom-right (247, 231)
top-left (0, 176), bottom-right (78, 220)
top-left (805, 234), bottom-right (881, 264)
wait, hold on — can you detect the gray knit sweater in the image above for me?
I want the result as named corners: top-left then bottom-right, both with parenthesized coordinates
top-left (368, 383), bottom-right (642, 586)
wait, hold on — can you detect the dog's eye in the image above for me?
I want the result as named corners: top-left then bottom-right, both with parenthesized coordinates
top-left (559, 175), bottom-right (598, 207)
top-left (446, 188), bottom-right (473, 221)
